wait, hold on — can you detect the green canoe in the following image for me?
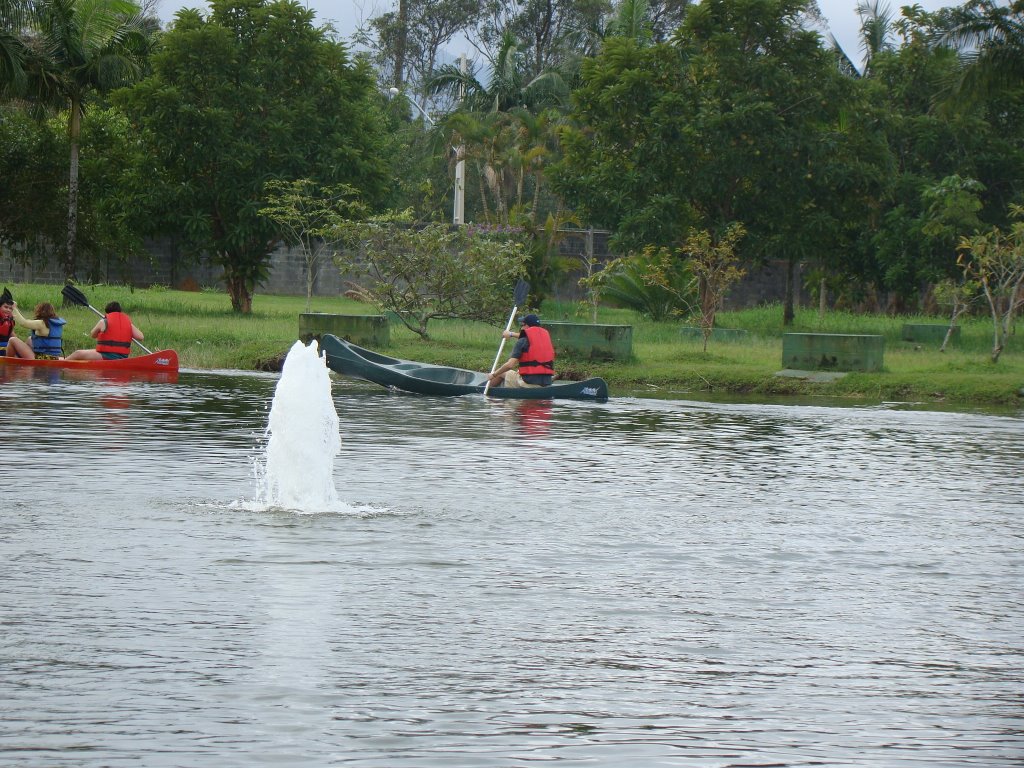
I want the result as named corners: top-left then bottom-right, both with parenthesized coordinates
top-left (320, 334), bottom-right (609, 401)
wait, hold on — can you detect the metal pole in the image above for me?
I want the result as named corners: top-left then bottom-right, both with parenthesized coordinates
top-left (453, 53), bottom-right (467, 226)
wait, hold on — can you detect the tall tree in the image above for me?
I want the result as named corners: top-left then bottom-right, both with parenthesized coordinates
top-left (936, 0), bottom-right (1024, 107)
top-left (848, 5), bottom-right (1024, 309)
top-left (472, 0), bottom-right (611, 80)
top-left (1, 0), bottom-right (33, 95)
top-left (429, 30), bottom-right (569, 225)
top-left (551, 0), bottom-right (860, 321)
top-left (21, 0), bottom-right (151, 281)
top-left (115, 0), bottom-right (389, 312)
top-left (358, 0), bottom-right (479, 100)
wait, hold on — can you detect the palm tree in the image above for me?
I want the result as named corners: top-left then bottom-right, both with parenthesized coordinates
top-left (858, 0), bottom-right (896, 72)
top-left (428, 31), bottom-right (570, 225)
top-left (429, 30), bottom-right (569, 115)
top-left (605, 0), bottom-right (655, 44)
top-left (1, 0), bottom-right (34, 95)
top-left (825, 0), bottom-right (896, 77)
top-left (27, 0), bottom-right (152, 280)
top-left (936, 0), bottom-right (1024, 106)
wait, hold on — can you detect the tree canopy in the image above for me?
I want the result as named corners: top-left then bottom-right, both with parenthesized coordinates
top-left (114, 0), bottom-right (389, 311)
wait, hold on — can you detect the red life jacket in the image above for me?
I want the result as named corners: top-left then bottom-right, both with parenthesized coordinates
top-left (519, 325), bottom-right (555, 375)
top-left (96, 312), bottom-right (134, 355)
top-left (0, 315), bottom-right (13, 349)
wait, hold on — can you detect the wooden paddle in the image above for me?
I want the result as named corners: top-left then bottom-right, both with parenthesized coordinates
top-left (61, 284), bottom-right (154, 355)
top-left (483, 278), bottom-right (529, 396)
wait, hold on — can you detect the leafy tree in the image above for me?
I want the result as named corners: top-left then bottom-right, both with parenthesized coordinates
top-left (936, 0), bottom-right (1024, 108)
top-left (336, 213), bottom-right (529, 339)
top-left (0, 103), bottom-right (146, 275)
top-left (855, 0), bottom-right (896, 75)
top-left (429, 30), bottom-right (574, 298)
top-left (115, 0), bottom-right (388, 312)
top-left (581, 246), bottom-right (693, 321)
top-left (472, 0), bottom-right (610, 80)
top-left (932, 276), bottom-right (977, 352)
top-left (17, 0), bottom-right (152, 281)
top-left (0, 105), bottom-right (66, 260)
top-left (1, 0), bottom-right (33, 95)
top-left (848, 6), bottom-right (1024, 309)
top-left (357, 0), bottom-right (480, 98)
top-left (957, 205), bottom-right (1024, 363)
top-left (677, 222), bottom-right (746, 351)
top-left (259, 179), bottom-right (365, 311)
top-left (551, 0), bottom-right (855, 323)
top-left (645, 0), bottom-right (691, 41)
top-left (431, 29), bottom-right (570, 114)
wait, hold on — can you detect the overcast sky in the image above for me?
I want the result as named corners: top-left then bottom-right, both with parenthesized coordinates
top-left (155, 0), bottom-right (958, 73)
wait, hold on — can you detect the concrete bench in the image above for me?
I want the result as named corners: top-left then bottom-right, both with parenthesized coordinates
top-left (543, 322), bottom-right (633, 361)
top-left (299, 313), bottom-right (390, 348)
top-left (680, 327), bottom-right (750, 342)
top-left (782, 333), bottom-right (884, 372)
top-left (901, 323), bottom-right (959, 345)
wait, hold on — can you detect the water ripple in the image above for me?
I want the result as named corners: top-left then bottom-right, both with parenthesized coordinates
top-left (0, 370), bottom-right (1021, 766)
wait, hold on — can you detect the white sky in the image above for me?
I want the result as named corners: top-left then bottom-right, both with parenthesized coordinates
top-left (155, 0), bottom-right (958, 71)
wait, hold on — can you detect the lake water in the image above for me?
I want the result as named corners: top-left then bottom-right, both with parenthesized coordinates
top-left (1, 356), bottom-right (1022, 767)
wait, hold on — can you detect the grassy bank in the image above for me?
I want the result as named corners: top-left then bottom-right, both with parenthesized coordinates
top-left (6, 282), bottom-right (1023, 406)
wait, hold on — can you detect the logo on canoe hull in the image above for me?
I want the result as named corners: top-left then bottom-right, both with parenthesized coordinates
top-left (155, 357), bottom-right (171, 366)
top-left (581, 387), bottom-right (599, 397)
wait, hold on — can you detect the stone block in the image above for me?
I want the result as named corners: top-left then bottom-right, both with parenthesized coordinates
top-left (781, 333), bottom-right (884, 372)
top-left (680, 327), bottom-right (750, 342)
top-left (299, 313), bottom-right (389, 348)
top-left (901, 323), bottom-right (959, 345)
top-left (543, 322), bottom-right (632, 361)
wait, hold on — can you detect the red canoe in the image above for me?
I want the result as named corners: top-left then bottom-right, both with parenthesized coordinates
top-left (0, 349), bottom-right (179, 373)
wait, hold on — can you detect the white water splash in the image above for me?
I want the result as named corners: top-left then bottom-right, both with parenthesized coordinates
top-left (253, 340), bottom-right (342, 513)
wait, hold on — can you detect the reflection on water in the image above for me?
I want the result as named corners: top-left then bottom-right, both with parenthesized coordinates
top-left (1, 369), bottom-right (1022, 767)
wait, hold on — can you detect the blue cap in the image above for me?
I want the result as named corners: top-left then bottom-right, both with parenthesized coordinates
top-left (519, 313), bottom-right (540, 326)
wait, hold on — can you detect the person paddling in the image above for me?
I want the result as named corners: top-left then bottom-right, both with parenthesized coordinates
top-left (65, 301), bottom-right (144, 361)
top-left (4, 301), bottom-right (67, 360)
top-left (485, 313), bottom-right (555, 389)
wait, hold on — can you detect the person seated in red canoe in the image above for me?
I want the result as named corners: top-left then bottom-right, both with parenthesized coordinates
top-left (0, 290), bottom-right (22, 357)
top-left (4, 301), bottom-right (67, 360)
top-left (65, 301), bottom-right (144, 361)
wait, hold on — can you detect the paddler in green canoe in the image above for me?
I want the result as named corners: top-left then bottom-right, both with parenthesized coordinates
top-left (485, 313), bottom-right (556, 389)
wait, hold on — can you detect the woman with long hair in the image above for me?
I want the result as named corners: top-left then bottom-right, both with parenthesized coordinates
top-left (5, 301), bottom-right (67, 360)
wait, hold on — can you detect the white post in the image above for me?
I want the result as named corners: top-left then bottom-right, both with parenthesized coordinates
top-left (453, 53), bottom-right (467, 226)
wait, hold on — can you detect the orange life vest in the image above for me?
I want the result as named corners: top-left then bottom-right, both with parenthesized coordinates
top-left (96, 312), bottom-right (134, 355)
top-left (519, 325), bottom-right (555, 375)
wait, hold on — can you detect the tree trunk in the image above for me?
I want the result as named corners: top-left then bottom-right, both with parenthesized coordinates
top-left (783, 255), bottom-right (795, 326)
top-left (306, 264), bottom-right (314, 313)
top-left (65, 99), bottom-right (82, 281)
top-left (394, 0), bottom-right (408, 87)
top-left (940, 304), bottom-right (962, 353)
top-left (226, 272), bottom-right (253, 313)
top-left (699, 274), bottom-right (715, 351)
top-left (818, 276), bottom-right (826, 320)
top-left (476, 162), bottom-right (490, 223)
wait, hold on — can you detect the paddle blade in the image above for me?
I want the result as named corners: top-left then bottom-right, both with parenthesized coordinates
top-left (61, 284), bottom-right (90, 308)
top-left (1, 287), bottom-right (11, 304)
top-left (513, 278), bottom-right (529, 308)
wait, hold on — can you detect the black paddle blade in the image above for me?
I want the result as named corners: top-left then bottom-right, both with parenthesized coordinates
top-left (61, 284), bottom-right (89, 308)
top-left (513, 278), bottom-right (529, 307)
top-left (1, 287), bottom-right (11, 305)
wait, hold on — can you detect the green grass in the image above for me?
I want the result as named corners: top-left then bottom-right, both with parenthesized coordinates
top-left (5, 282), bottom-right (1022, 406)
